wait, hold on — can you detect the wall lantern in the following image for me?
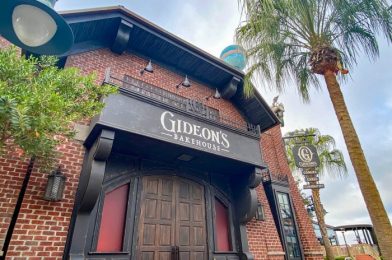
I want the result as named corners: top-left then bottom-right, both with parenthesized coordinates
top-left (140, 60), bottom-right (154, 75)
top-left (43, 166), bottom-right (66, 201)
top-left (176, 75), bottom-right (191, 88)
top-left (0, 0), bottom-right (74, 55)
top-left (255, 201), bottom-right (265, 221)
top-left (206, 88), bottom-right (221, 100)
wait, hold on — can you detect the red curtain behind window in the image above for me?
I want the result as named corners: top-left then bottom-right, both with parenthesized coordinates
top-left (215, 198), bottom-right (231, 251)
top-left (96, 184), bottom-right (129, 252)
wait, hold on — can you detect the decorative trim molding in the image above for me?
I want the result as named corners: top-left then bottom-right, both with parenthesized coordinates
top-left (238, 167), bottom-right (264, 223)
top-left (220, 76), bottom-right (240, 99)
top-left (304, 251), bottom-right (324, 256)
top-left (267, 251), bottom-right (286, 256)
top-left (79, 129), bottom-right (115, 213)
top-left (73, 123), bottom-right (89, 142)
top-left (111, 19), bottom-right (133, 54)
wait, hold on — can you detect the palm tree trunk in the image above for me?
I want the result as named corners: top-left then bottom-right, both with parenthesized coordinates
top-left (324, 70), bottom-right (392, 258)
top-left (312, 188), bottom-right (334, 259)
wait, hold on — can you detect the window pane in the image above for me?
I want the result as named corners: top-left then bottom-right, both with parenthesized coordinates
top-left (277, 192), bottom-right (301, 258)
top-left (97, 184), bottom-right (129, 252)
top-left (215, 198), bottom-right (231, 251)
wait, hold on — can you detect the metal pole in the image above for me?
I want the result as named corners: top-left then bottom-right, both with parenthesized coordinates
top-left (1, 157), bottom-right (35, 259)
top-left (341, 230), bottom-right (351, 258)
top-left (362, 229), bottom-right (369, 244)
top-left (282, 134), bottom-right (316, 139)
top-left (365, 229), bottom-right (373, 245)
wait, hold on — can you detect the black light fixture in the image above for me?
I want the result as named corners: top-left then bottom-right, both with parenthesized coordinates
top-left (140, 60), bottom-right (153, 75)
top-left (177, 154), bottom-right (194, 161)
top-left (206, 88), bottom-right (221, 100)
top-left (0, 0), bottom-right (74, 55)
top-left (176, 75), bottom-right (191, 88)
top-left (255, 201), bottom-right (265, 221)
top-left (43, 166), bottom-right (66, 202)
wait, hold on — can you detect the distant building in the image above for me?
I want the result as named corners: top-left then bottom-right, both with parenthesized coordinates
top-left (334, 224), bottom-right (378, 246)
top-left (312, 221), bottom-right (339, 245)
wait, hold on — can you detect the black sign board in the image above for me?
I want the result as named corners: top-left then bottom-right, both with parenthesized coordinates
top-left (293, 145), bottom-right (320, 168)
top-left (303, 184), bottom-right (325, 190)
top-left (302, 169), bottom-right (318, 175)
top-left (93, 94), bottom-right (263, 166)
top-left (305, 176), bottom-right (319, 182)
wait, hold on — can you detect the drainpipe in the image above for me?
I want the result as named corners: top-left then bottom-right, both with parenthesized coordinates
top-left (1, 157), bottom-right (35, 259)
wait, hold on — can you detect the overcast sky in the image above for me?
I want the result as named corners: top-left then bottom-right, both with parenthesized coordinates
top-left (56, 0), bottom-right (391, 244)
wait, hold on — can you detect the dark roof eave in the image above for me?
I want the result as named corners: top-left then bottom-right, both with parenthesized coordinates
top-left (333, 224), bottom-right (373, 231)
top-left (253, 90), bottom-right (280, 131)
top-left (59, 6), bottom-right (245, 79)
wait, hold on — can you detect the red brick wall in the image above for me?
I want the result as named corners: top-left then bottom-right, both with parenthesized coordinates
top-left (260, 126), bottom-right (324, 259)
top-left (0, 148), bottom-right (29, 257)
top-left (0, 38), bottom-right (11, 48)
top-left (246, 184), bottom-right (285, 260)
top-left (65, 49), bottom-right (245, 125)
top-left (3, 140), bottom-right (85, 259)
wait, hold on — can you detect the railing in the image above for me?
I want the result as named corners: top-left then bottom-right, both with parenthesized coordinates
top-left (261, 169), bottom-right (289, 184)
top-left (103, 69), bottom-right (260, 137)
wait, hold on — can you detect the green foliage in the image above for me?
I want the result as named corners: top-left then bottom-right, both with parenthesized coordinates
top-left (236, 0), bottom-right (392, 99)
top-left (284, 128), bottom-right (348, 178)
top-left (0, 47), bottom-right (117, 166)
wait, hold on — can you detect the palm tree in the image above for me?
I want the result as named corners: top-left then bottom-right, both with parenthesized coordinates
top-left (284, 128), bottom-right (347, 259)
top-left (236, 0), bottom-right (392, 258)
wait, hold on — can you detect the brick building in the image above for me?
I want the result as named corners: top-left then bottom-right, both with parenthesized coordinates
top-left (0, 6), bottom-right (323, 260)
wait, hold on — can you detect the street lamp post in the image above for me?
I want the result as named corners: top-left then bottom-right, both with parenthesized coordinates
top-left (340, 229), bottom-right (351, 258)
top-left (0, 0), bottom-right (73, 55)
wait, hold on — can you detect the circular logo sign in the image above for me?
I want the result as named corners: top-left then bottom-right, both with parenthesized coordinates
top-left (292, 145), bottom-right (320, 168)
top-left (298, 146), bottom-right (314, 162)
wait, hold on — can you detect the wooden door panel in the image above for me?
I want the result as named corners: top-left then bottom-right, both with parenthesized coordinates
top-left (138, 176), bottom-right (207, 260)
top-left (176, 179), bottom-right (207, 260)
top-left (193, 226), bottom-right (205, 246)
top-left (141, 252), bottom-right (154, 260)
top-left (158, 252), bottom-right (172, 260)
top-left (179, 250), bottom-right (206, 260)
top-left (179, 251), bottom-right (190, 260)
top-left (138, 176), bottom-right (176, 260)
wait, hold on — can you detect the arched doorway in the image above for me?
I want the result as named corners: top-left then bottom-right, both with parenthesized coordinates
top-left (137, 175), bottom-right (207, 260)
top-left (68, 161), bottom-right (251, 260)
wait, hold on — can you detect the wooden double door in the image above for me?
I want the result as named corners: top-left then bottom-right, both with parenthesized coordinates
top-left (137, 176), bottom-right (207, 260)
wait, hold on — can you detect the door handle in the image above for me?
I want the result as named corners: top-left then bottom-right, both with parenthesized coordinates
top-left (171, 245), bottom-right (179, 260)
top-left (171, 246), bottom-right (176, 260)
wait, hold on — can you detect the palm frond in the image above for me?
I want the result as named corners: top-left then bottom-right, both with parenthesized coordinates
top-left (284, 127), bottom-right (348, 178)
top-left (236, 0), bottom-right (392, 100)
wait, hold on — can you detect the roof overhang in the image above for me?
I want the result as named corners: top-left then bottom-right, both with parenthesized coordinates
top-left (43, 6), bottom-right (279, 131)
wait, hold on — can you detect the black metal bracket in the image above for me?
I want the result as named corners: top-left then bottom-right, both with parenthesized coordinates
top-left (111, 19), bottom-right (133, 54)
top-left (79, 129), bottom-right (115, 212)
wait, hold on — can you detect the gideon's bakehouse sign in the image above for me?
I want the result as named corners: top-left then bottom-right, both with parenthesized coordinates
top-left (292, 145), bottom-right (320, 168)
top-left (160, 111), bottom-right (230, 153)
top-left (93, 94), bottom-right (263, 165)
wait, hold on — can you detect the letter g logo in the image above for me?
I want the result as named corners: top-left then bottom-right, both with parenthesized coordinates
top-left (298, 146), bottom-right (313, 162)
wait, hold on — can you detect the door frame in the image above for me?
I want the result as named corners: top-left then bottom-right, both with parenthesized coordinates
top-left (72, 166), bottom-right (242, 259)
top-left (89, 174), bottom-right (140, 255)
top-left (264, 181), bottom-right (304, 260)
